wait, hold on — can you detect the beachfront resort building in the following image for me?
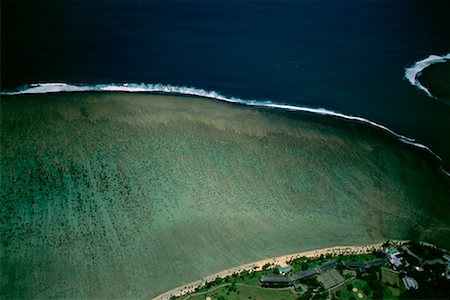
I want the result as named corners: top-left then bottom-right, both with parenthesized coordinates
top-left (341, 258), bottom-right (387, 273)
top-left (443, 254), bottom-right (450, 280)
top-left (260, 260), bottom-right (339, 285)
top-left (402, 276), bottom-right (419, 290)
top-left (386, 247), bottom-right (406, 270)
top-left (260, 257), bottom-right (390, 289)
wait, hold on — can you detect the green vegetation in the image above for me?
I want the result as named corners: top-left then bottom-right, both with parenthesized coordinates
top-left (176, 242), bottom-right (449, 300)
top-left (185, 284), bottom-right (297, 300)
top-left (406, 241), bottom-right (445, 261)
top-left (336, 253), bottom-right (378, 263)
top-left (333, 276), bottom-right (397, 300)
top-left (289, 256), bottom-right (316, 273)
top-left (381, 268), bottom-right (402, 297)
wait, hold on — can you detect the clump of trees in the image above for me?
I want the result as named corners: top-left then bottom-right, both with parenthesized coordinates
top-left (302, 276), bottom-right (324, 292)
top-left (288, 256), bottom-right (313, 272)
top-left (406, 241), bottom-right (444, 261)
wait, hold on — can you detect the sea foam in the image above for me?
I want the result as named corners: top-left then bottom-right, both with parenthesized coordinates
top-left (405, 53), bottom-right (450, 98)
top-left (1, 82), bottom-right (449, 177)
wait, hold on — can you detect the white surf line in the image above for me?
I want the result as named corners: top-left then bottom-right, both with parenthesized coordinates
top-left (404, 53), bottom-right (450, 98)
top-left (2, 82), bottom-right (449, 177)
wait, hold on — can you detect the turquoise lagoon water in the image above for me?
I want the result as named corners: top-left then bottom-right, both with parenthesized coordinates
top-left (1, 92), bottom-right (449, 299)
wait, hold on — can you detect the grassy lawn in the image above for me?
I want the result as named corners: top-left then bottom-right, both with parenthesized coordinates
top-left (381, 268), bottom-right (401, 297)
top-left (332, 286), bottom-right (355, 299)
top-left (233, 275), bottom-right (263, 286)
top-left (187, 284), bottom-right (298, 300)
top-left (381, 268), bottom-right (399, 286)
top-left (332, 276), bottom-right (404, 300)
top-left (332, 278), bottom-right (370, 299)
top-left (382, 285), bottom-right (396, 300)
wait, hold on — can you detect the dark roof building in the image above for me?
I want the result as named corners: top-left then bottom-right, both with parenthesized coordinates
top-left (260, 260), bottom-right (337, 284)
top-left (317, 260), bottom-right (337, 272)
top-left (260, 275), bottom-right (292, 284)
top-left (366, 258), bottom-right (387, 268)
top-left (261, 258), bottom-right (387, 285)
top-left (342, 258), bottom-right (387, 272)
top-left (291, 268), bottom-right (318, 281)
top-left (342, 261), bottom-right (364, 269)
top-left (260, 268), bottom-right (318, 284)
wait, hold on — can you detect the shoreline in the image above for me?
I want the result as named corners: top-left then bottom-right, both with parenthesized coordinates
top-left (152, 240), bottom-right (409, 300)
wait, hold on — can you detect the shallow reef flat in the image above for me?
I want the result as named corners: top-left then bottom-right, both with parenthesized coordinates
top-left (1, 92), bottom-right (449, 299)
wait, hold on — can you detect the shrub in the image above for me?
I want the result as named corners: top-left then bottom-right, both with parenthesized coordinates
top-left (363, 286), bottom-right (370, 295)
top-left (301, 262), bottom-right (309, 271)
top-left (262, 263), bottom-right (271, 271)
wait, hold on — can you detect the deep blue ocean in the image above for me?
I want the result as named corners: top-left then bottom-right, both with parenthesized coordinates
top-left (2, 0), bottom-right (450, 170)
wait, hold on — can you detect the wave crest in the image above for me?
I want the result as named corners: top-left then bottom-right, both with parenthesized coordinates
top-left (405, 53), bottom-right (450, 98)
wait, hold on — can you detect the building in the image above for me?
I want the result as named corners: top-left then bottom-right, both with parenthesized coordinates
top-left (341, 258), bottom-right (387, 273)
top-left (290, 268), bottom-right (318, 281)
top-left (342, 260), bottom-right (365, 270)
top-left (386, 247), bottom-right (405, 269)
top-left (260, 268), bottom-right (317, 284)
top-left (366, 258), bottom-right (387, 268)
top-left (317, 260), bottom-right (337, 272)
top-left (260, 260), bottom-right (334, 285)
top-left (444, 255), bottom-right (450, 280)
top-left (261, 259), bottom-right (381, 286)
top-left (260, 275), bottom-right (292, 284)
top-left (402, 276), bottom-right (419, 290)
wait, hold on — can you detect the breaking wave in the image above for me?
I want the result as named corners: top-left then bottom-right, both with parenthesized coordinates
top-left (405, 53), bottom-right (450, 98)
top-left (2, 82), bottom-right (449, 177)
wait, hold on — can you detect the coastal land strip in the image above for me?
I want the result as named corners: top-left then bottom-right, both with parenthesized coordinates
top-left (152, 241), bottom-right (404, 299)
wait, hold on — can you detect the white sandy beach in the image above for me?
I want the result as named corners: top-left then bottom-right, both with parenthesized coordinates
top-left (152, 240), bottom-right (408, 300)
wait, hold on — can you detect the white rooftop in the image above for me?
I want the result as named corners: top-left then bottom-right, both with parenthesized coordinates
top-left (402, 276), bottom-right (418, 290)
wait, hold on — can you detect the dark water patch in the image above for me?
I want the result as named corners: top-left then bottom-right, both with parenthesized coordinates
top-left (418, 61), bottom-right (450, 102)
